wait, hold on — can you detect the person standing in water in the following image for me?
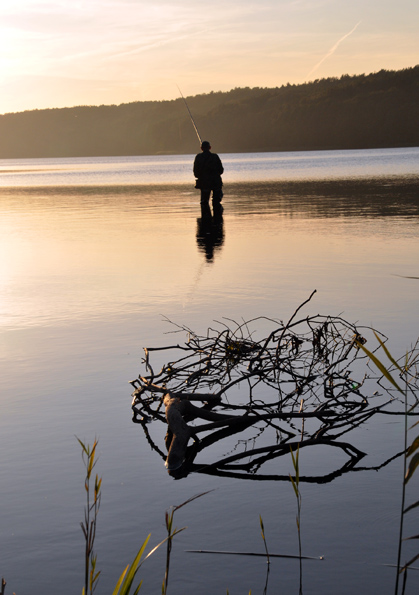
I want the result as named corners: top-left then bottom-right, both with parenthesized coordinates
top-left (193, 141), bottom-right (224, 211)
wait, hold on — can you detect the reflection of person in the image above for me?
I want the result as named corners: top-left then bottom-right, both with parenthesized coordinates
top-left (196, 202), bottom-right (224, 263)
top-left (193, 141), bottom-right (224, 208)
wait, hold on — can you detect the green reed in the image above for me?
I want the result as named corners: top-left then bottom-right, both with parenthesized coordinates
top-left (162, 491), bottom-right (211, 595)
top-left (77, 438), bottom-right (189, 595)
top-left (77, 437), bottom-right (102, 595)
top-left (259, 515), bottom-right (270, 566)
top-left (356, 334), bottom-right (419, 595)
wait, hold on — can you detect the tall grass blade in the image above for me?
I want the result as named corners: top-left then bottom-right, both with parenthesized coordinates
top-left (112, 535), bottom-right (150, 595)
top-left (76, 437), bottom-right (89, 456)
top-left (172, 489), bottom-right (215, 512)
top-left (289, 475), bottom-right (299, 498)
top-left (403, 534), bottom-right (419, 541)
top-left (259, 515), bottom-right (270, 565)
top-left (112, 567), bottom-right (129, 595)
top-left (186, 549), bottom-right (323, 560)
top-left (405, 453), bottom-right (419, 484)
top-left (400, 553), bottom-right (419, 573)
top-left (403, 500), bottom-right (419, 514)
top-left (373, 332), bottom-right (404, 373)
top-left (406, 436), bottom-right (419, 457)
top-left (356, 341), bottom-right (403, 392)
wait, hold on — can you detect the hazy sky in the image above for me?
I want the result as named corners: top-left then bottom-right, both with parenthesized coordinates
top-left (0, 0), bottom-right (417, 114)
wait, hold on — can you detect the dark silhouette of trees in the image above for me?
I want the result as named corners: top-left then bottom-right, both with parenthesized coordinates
top-left (0, 66), bottom-right (417, 158)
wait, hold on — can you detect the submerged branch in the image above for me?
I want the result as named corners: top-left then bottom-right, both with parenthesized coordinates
top-left (131, 295), bottom-right (419, 480)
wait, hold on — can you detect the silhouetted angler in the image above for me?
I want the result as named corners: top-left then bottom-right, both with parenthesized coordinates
top-left (193, 141), bottom-right (224, 208)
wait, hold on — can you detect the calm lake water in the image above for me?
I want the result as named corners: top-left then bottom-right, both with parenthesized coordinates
top-left (0, 147), bottom-right (419, 594)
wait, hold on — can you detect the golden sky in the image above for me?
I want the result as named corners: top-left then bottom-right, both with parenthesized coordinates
top-left (0, 0), bottom-right (417, 114)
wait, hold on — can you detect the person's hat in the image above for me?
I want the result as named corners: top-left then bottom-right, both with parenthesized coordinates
top-left (201, 140), bottom-right (210, 149)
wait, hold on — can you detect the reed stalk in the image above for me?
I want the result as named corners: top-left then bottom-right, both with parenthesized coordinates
top-left (290, 445), bottom-right (302, 595)
top-left (76, 438), bottom-right (192, 595)
top-left (162, 491), bottom-right (212, 594)
top-left (259, 515), bottom-right (271, 595)
top-left (77, 437), bottom-right (102, 595)
top-left (259, 515), bottom-right (270, 565)
top-left (356, 335), bottom-right (419, 595)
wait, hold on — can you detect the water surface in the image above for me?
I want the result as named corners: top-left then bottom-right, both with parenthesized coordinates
top-left (0, 147), bottom-right (418, 594)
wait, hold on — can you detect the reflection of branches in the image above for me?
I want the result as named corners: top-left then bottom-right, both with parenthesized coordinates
top-left (131, 292), bottom-right (419, 480)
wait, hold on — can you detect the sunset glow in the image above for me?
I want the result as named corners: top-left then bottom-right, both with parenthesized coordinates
top-left (0, 0), bottom-right (417, 114)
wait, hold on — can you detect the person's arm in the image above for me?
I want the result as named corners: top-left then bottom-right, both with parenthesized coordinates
top-left (216, 155), bottom-right (224, 175)
top-left (193, 155), bottom-right (200, 178)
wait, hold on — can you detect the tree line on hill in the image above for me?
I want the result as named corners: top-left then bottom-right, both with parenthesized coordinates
top-left (0, 66), bottom-right (417, 158)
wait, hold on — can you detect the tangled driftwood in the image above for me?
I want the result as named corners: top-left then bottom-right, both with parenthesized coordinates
top-left (131, 291), bottom-right (419, 480)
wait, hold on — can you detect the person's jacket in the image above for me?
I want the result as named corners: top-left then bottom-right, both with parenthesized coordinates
top-left (193, 150), bottom-right (224, 190)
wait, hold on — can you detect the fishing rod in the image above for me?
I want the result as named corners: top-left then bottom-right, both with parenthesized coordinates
top-left (176, 85), bottom-right (202, 145)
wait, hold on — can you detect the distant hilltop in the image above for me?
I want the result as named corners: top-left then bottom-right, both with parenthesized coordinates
top-left (0, 66), bottom-right (418, 158)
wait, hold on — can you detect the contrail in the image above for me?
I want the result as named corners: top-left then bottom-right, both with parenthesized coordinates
top-left (307, 21), bottom-right (361, 79)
